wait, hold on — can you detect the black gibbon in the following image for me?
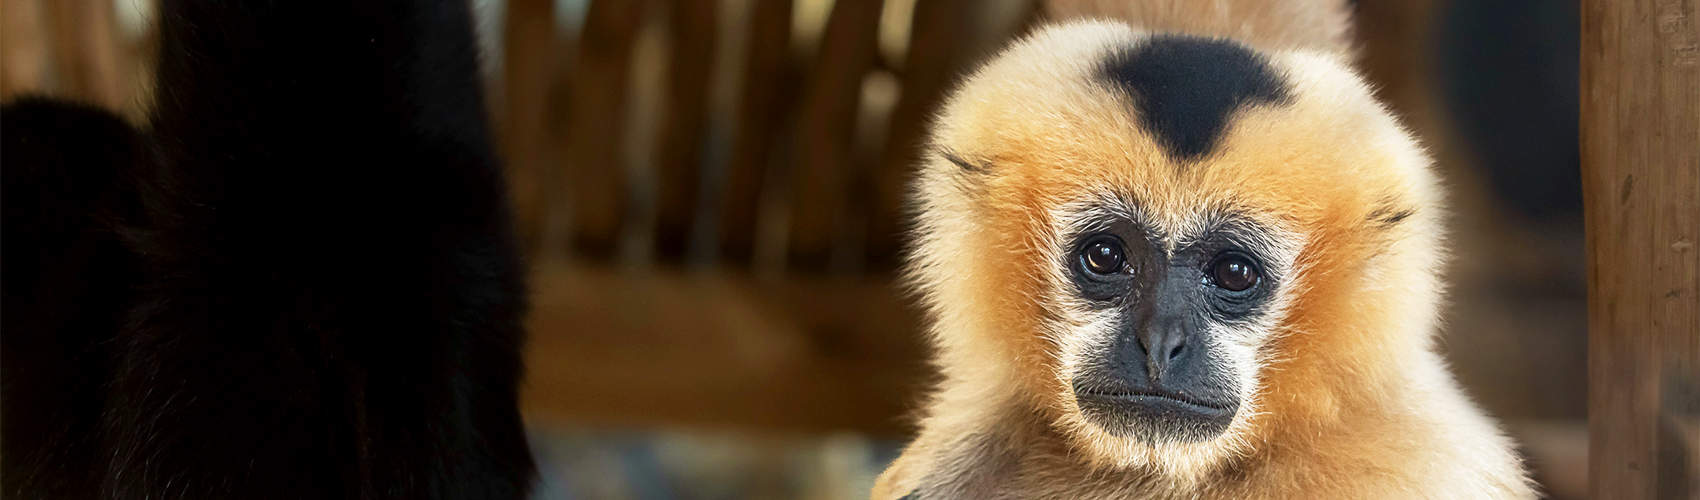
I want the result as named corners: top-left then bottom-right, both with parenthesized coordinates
top-left (874, 1), bottom-right (1535, 498)
top-left (2, 1), bottom-right (534, 498)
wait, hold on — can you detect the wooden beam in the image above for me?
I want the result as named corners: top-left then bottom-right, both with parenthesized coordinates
top-left (866, 0), bottom-right (974, 266)
top-left (47, 0), bottom-right (124, 107)
top-left (787, 0), bottom-right (885, 271)
top-left (558, 0), bottom-right (649, 259)
top-left (1581, 0), bottom-right (1700, 498)
top-left (520, 264), bottom-right (927, 435)
top-left (1, 0), bottom-right (50, 99)
top-left (653, 0), bottom-right (720, 260)
top-left (719, 0), bottom-right (796, 267)
top-left (501, 0), bottom-right (557, 250)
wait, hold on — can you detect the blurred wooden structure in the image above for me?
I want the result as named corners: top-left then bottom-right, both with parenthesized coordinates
top-left (491, 0), bottom-right (1036, 436)
top-left (1, 0), bottom-right (152, 119)
top-left (1582, 0), bottom-right (1700, 497)
top-left (0, 0), bottom-right (1035, 436)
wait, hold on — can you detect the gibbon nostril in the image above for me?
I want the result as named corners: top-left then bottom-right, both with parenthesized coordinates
top-left (1140, 326), bottom-right (1189, 382)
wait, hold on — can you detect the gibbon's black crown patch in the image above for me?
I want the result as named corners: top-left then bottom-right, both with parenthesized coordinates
top-left (1101, 35), bottom-right (1289, 162)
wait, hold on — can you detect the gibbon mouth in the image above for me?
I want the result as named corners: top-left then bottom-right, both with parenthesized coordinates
top-left (1072, 388), bottom-right (1238, 440)
top-left (1074, 389), bottom-right (1234, 413)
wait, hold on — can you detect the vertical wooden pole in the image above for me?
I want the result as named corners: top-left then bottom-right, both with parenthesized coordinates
top-left (558, 0), bottom-right (649, 259)
top-left (47, 0), bottom-right (124, 107)
top-left (1582, 0), bottom-right (1700, 498)
top-left (786, 0), bottom-right (885, 270)
top-left (866, 0), bottom-right (973, 266)
top-left (1, 0), bottom-right (50, 99)
top-left (653, 0), bottom-right (719, 259)
top-left (719, 0), bottom-right (795, 267)
top-left (502, 0), bottom-right (556, 251)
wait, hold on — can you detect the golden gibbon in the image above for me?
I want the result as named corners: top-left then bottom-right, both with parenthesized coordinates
top-left (874, 1), bottom-right (1535, 498)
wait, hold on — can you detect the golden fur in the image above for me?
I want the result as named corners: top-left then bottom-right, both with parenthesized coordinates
top-left (874, 12), bottom-right (1534, 500)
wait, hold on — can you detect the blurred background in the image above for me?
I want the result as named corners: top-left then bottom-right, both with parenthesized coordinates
top-left (0, 0), bottom-right (1584, 498)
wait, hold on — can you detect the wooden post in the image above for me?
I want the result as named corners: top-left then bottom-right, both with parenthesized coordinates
top-left (1, 0), bottom-right (50, 99)
top-left (786, 0), bottom-right (885, 270)
top-left (47, 0), bottom-right (124, 107)
top-left (1581, 0), bottom-right (1700, 498)
top-left (502, 0), bottom-right (556, 250)
top-left (558, 0), bottom-right (650, 259)
top-left (653, 0), bottom-right (719, 260)
top-left (866, 0), bottom-right (973, 266)
top-left (719, 0), bottom-right (796, 268)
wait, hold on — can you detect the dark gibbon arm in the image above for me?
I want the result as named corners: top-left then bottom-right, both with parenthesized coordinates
top-left (0, 1), bottom-right (534, 498)
top-left (2, 98), bottom-right (147, 500)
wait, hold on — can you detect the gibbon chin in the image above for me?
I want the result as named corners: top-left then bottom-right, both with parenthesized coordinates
top-left (2, 1), bottom-right (533, 498)
top-left (875, 15), bottom-right (1536, 500)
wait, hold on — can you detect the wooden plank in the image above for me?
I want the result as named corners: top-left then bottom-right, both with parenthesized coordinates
top-left (653, 0), bottom-right (720, 260)
top-left (866, 0), bottom-right (975, 266)
top-left (719, 0), bottom-right (796, 267)
top-left (557, 0), bottom-right (650, 259)
top-left (46, 0), bottom-right (124, 107)
top-left (1581, 0), bottom-right (1700, 498)
top-left (501, 0), bottom-right (557, 250)
top-left (1045, 0), bottom-right (1350, 55)
top-left (537, 35), bottom-right (580, 259)
top-left (785, 0), bottom-right (885, 271)
top-left (614, 18), bottom-right (669, 266)
top-left (1, 0), bottom-right (50, 99)
top-left (520, 263), bottom-right (928, 435)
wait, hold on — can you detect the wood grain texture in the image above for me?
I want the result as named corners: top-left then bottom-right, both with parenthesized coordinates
top-left (1582, 0), bottom-right (1700, 498)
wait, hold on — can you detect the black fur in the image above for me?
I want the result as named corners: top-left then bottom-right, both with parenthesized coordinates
top-left (1, 1), bottom-right (535, 498)
top-left (1101, 36), bottom-right (1289, 162)
top-left (2, 98), bottom-right (146, 499)
top-left (1368, 205), bottom-right (1417, 229)
top-left (940, 150), bottom-right (989, 174)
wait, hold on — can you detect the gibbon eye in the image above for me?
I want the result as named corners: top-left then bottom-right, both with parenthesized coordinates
top-left (1209, 254), bottom-right (1260, 292)
top-left (1080, 237), bottom-right (1126, 275)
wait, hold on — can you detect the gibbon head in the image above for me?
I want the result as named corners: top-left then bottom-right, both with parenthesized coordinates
top-left (908, 21), bottom-right (1445, 482)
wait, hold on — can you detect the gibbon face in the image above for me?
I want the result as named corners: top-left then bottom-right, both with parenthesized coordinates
top-left (909, 21), bottom-right (1441, 480)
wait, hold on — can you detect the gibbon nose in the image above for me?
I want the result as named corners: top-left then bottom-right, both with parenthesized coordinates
top-left (1139, 319), bottom-right (1189, 383)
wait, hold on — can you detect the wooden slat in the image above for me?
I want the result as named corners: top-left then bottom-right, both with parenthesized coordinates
top-left (1581, 0), bottom-right (1700, 498)
top-left (719, 0), bottom-right (796, 266)
top-left (1, 0), bottom-right (50, 99)
top-left (558, 0), bottom-right (650, 259)
top-left (653, 0), bottom-right (720, 260)
top-left (501, 0), bottom-right (557, 250)
top-left (520, 263), bottom-right (928, 435)
top-left (46, 0), bottom-right (124, 107)
top-left (785, 0), bottom-right (886, 271)
top-left (614, 18), bottom-right (669, 266)
top-left (537, 34), bottom-right (581, 259)
top-left (865, 0), bottom-right (976, 266)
